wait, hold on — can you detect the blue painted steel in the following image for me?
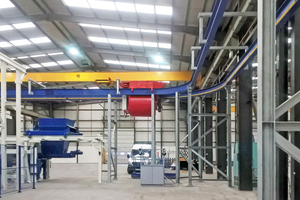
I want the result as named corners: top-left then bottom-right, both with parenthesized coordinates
top-left (26, 118), bottom-right (82, 137)
top-left (3, 0), bottom-right (300, 100)
top-left (40, 141), bottom-right (83, 159)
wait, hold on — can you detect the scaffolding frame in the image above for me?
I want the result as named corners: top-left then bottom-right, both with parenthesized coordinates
top-left (175, 86), bottom-right (232, 186)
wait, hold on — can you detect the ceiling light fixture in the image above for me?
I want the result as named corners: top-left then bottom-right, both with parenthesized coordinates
top-left (10, 39), bottom-right (31, 46)
top-left (135, 4), bottom-right (155, 14)
top-left (158, 43), bottom-right (171, 49)
top-left (0, 25), bottom-right (13, 31)
top-left (48, 52), bottom-right (64, 56)
top-left (58, 60), bottom-right (73, 65)
top-left (88, 0), bottom-right (116, 10)
top-left (17, 56), bottom-right (29, 59)
top-left (69, 48), bottom-right (79, 55)
top-left (0, 42), bottom-right (12, 48)
top-left (88, 36), bottom-right (108, 43)
top-left (155, 6), bottom-right (172, 15)
top-left (13, 22), bottom-right (35, 29)
top-left (30, 37), bottom-right (51, 44)
top-left (104, 60), bottom-right (120, 65)
top-left (29, 64), bottom-right (42, 68)
top-left (79, 23), bottom-right (100, 28)
top-left (141, 29), bottom-right (157, 33)
top-left (101, 25), bottom-right (123, 30)
top-left (63, 0), bottom-right (90, 8)
top-left (0, 0), bottom-right (15, 9)
top-left (115, 2), bottom-right (136, 12)
top-left (41, 62), bottom-right (58, 67)
top-left (30, 54), bottom-right (46, 58)
top-left (155, 55), bottom-right (163, 63)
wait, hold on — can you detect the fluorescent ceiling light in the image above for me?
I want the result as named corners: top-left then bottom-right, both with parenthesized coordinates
top-left (128, 40), bottom-right (143, 46)
top-left (58, 60), bottom-right (73, 65)
top-left (108, 38), bottom-right (128, 45)
top-left (13, 22), bottom-right (35, 29)
top-left (120, 61), bottom-right (136, 66)
top-left (252, 77), bottom-right (258, 80)
top-left (0, 42), bottom-right (12, 48)
top-left (48, 52), bottom-right (64, 56)
top-left (141, 29), bottom-right (156, 33)
top-left (0, 0), bottom-right (15, 9)
top-left (135, 4), bottom-right (155, 14)
top-left (30, 37), bottom-right (51, 44)
top-left (0, 25), bottom-right (13, 31)
top-left (159, 43), bottom-right (171, 49)
top-left (288, 38), bottom-right (292, 43)
top-left (30, 64), bottom-right (42, 68)
top-left (115, 2), bottom-right (135, 12)
top-left (104, 60), bottom-right (120, 65)
top-left (63, 0), bottom-right (90, 8)
top-left (155, 6), bottom-right (172, 15)
top-left (157, 30), bottom-right (172, 35)
top-left (30, 54), bottom-right (46, 58)
top-left (252, 63), bottom-right (258, 67)
top-left (88, 36), bottom-right (108, 43)
top-left (88, 86), bottom-right (100, 89)
top-left (160, 65), bottom-right (170, 69)
top-left (17, 56), bottom-right (29, 59)
top-left (10, 39), bottom-right (31, 46)
top-left (101, 25), bottom-right (123, 30)
top-left (79, 23), bottom-right (100, 28)
top-left (136, 63), bottom-right (148, 67)
top-left (124, 28), bottom-right (140, 32)
top-left (143, 42), bottom-right (157, 47)
top-left (288, 27), bottom-right (292, 30)
top-left (148, 64), bottom-right (159, 68)
top-left (88, 0), bottom-right (116, 10)
top-left (41, 62), bottom-right (58, 67)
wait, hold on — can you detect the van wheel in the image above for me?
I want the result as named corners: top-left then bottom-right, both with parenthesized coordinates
top-left (127, 167), bottom-right (134, 174)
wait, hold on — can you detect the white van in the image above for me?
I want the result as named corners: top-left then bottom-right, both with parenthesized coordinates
top-left (127, 143), bottom-right (152, 174)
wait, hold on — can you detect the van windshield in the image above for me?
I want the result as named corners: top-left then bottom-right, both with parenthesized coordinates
top-left (131, 149), bottom-right (151, 157)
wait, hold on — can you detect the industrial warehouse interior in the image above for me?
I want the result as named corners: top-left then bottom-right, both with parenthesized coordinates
top-left (0, 0), bottom-right (299, 199)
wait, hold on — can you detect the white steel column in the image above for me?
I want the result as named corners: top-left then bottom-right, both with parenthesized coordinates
top-left (226, 87), bottom-right (232, 187)
top-left (257, 0), bottom-right (276, 199)
top-left (175, 92), bottom-right (180, 183)
top-left (1, 62), bottom-right (7, 189)
top-left (114, 101), bottom-right (117, 180)
top-left (151, 94), bottom-right (156, 164)
top-left (187, 86), bottom-right (192, 187)
top-left (107, 94), bottom-right (112, 182)
top-left (198, 98), bottom-right (203, 180)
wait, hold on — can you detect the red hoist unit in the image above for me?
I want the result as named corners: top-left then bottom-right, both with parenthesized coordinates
top-left (119, 81), bottom-right (166, 117)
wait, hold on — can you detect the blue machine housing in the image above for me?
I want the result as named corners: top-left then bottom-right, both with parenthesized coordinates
top-left (25, 118), bottom-right (82, 138)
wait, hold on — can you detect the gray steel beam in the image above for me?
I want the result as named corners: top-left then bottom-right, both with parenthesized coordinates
top-left (205, 97), bottom-right (213, 174)
top-left (257, 0), bottom-right (276, 199)
top-left (198, 11), bottom-right (257, 17)
top-left (276, 122), bottom-right (300, 132)
top-left (237, 66), bottom-right (253, 191)
top-left (276, 90), bottom-right (300, 119)
top-left (275, 133), bottom-right (300, 164)
top-left (216, 88), bottom-right (227, 180)
top-left (276, 13), bottom-right (289, 199)
top-left (190, 46), bottom-right (249, 50)
top-left (6, 106), bottom-right (50, 119)
top-left (0, 14), bottom-right (198, 36)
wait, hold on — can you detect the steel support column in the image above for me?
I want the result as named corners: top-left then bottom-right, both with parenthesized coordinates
top-left (187, 87), bottom-right (193, 186)
top-left (107, 94), bottom-right (112, 183)
top-left (114, 101), bottom-right (118, 180)
top-left (276, 8), bottom-right (289, 198)
top-left (290, 10), bottom-right (300, 200)
top-left (198, 98), bottom-right (203, 180)
top-left (151, 94), bottom-right (156, 165)
top-left (1, 62), bottom-right (7, 189)
top-left (175, 92), bottom-right (180, 183)
top-left (237, 66), bottom-right (253, 191)
top-left (226, 87), bottom-right (232, 187)
top-left (257, 0), bottom-right (276, 199)
top-left (205, 97), bottom-right (213, 174)
top-left (216, 89), bottom-right (227, 179)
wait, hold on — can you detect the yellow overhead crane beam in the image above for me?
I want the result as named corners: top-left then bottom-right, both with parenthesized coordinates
top-left (1, 71), bottom-right (193, 82)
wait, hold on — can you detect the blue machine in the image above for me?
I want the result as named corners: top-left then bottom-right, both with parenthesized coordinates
top-left (25, 118), bottom-right (83, 180)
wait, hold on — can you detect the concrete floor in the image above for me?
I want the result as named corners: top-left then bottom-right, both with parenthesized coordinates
top-left (5, 164), bottom-right (257, 200)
